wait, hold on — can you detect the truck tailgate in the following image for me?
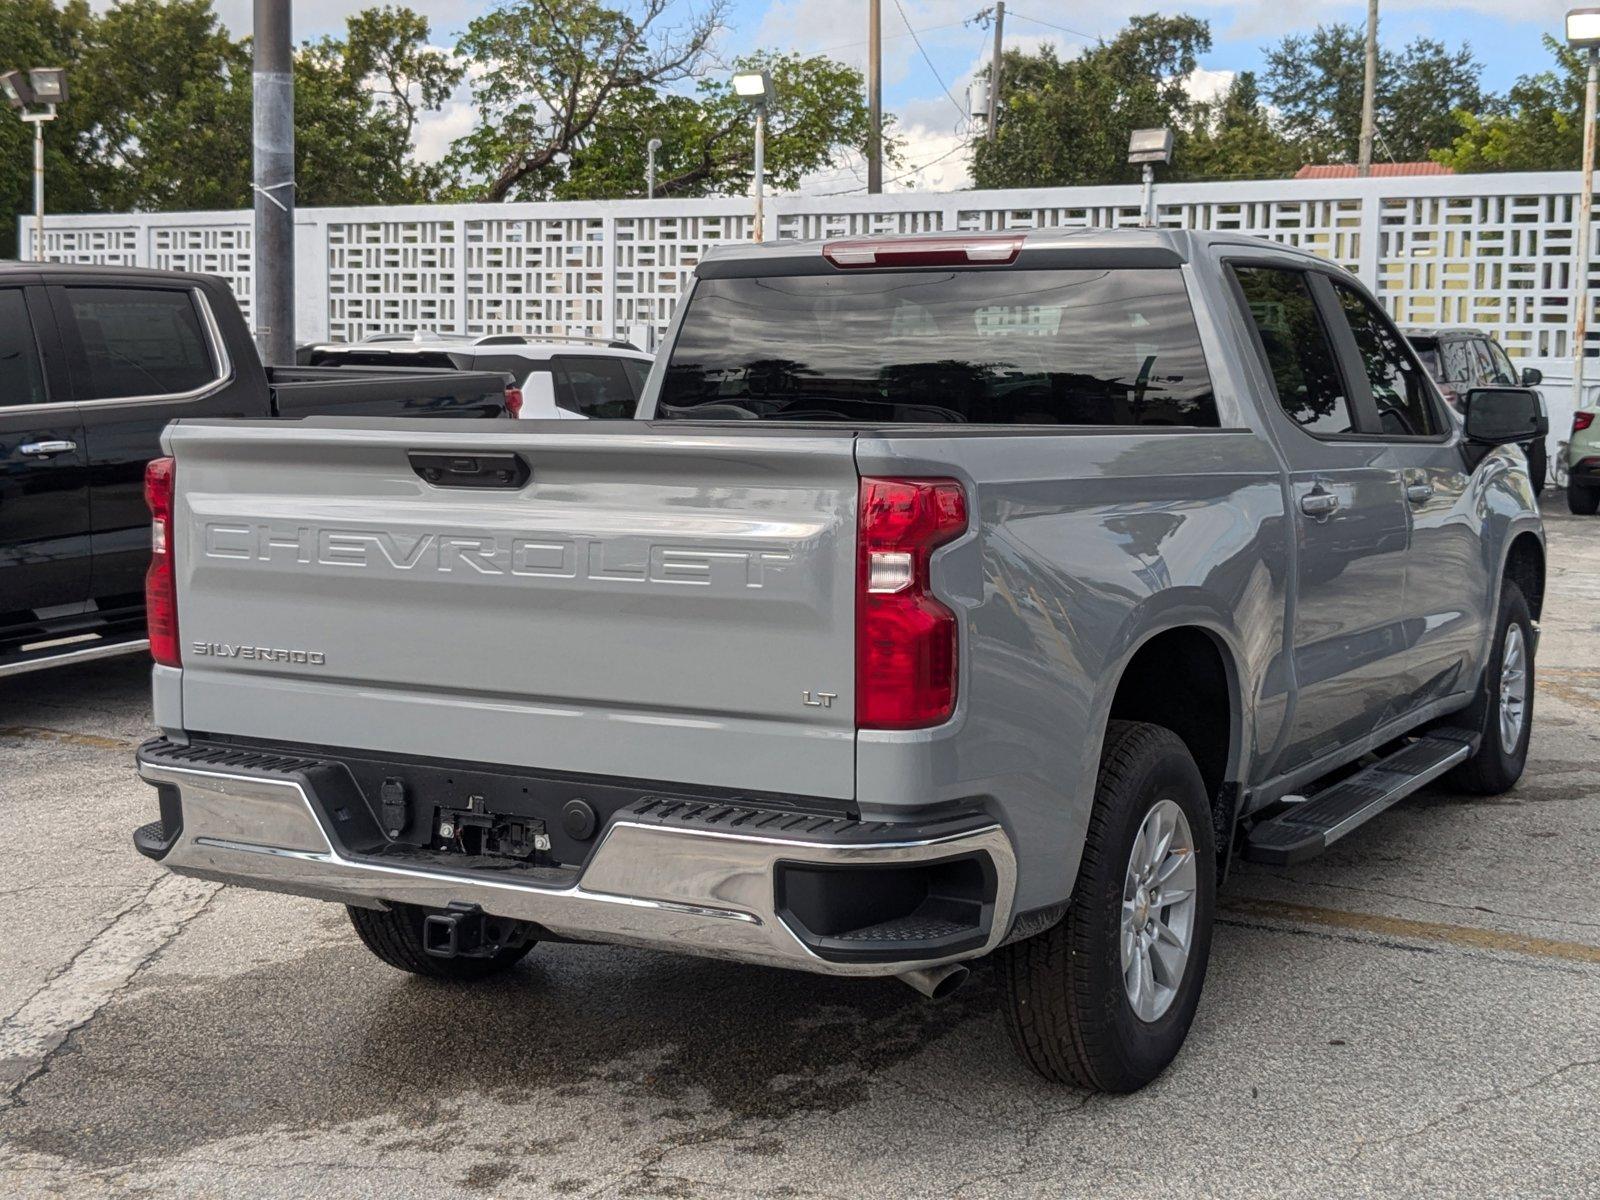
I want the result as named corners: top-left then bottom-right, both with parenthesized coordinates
top-left (166, 420), bottom-right (860, 800)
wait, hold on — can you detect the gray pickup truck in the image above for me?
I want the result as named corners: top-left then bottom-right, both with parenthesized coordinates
top-left (131, 229), bottom-right (1545, 1092)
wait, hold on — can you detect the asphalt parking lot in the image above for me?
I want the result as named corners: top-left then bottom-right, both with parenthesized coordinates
top-left (1, 508), bottom-right (1596, 1200)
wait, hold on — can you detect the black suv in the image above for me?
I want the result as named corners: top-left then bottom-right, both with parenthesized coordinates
top-left (1403, 327), bottom-right (1547, 495)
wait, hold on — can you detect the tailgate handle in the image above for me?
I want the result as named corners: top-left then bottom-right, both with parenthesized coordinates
top-left (410, 451), bottom-right (530, 489)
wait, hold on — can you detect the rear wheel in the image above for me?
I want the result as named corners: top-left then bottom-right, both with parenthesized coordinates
top-left (1568, 482), bottom-right (1600, 515)
top-left (348, 903), bottom-right (535, 981)
top-left (1446, 582), bottom-right (1534, 795)
top-left (997, 721), bottom-right (1216, 1092)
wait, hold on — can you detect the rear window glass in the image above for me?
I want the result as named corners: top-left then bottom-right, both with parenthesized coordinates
top-left (305, 349), bottom-right (460, 370)
top-left (65, 287), bottom-right (216, 399)
top-left (657, 269), bottom-right (1217, 426)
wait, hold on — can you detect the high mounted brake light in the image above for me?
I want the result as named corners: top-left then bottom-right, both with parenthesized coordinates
top-left (145, 457), bottom-right (180, 667)
top-left (856, 477), bottom-right (968, 729)
top-left (823, 234), bottom-right (1024, 269)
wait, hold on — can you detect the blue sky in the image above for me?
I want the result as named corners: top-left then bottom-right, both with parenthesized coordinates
top-left (210, 0), bottom-right (1572, 192)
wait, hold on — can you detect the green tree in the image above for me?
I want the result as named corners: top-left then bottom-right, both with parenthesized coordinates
top-left (447, 0), bottom-right (727, 201)
top-left (1177, 72), bottom-right (1300, 182)
top-left (970, 14), bottom-right (1213, 189)
top-left (558, 51), bottom-right (884, 200)
top-left (1435, 35), bottom-right (1587, 172)
top-left (1263, 23), bottom-right (1483, 163)
top-left (0, 0), bottom-right (456, 254)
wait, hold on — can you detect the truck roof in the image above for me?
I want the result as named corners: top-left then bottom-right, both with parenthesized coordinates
top-left (0, 259), bottom-right (213, 285)
top-left (699, 227), bottom-right (1333, 269)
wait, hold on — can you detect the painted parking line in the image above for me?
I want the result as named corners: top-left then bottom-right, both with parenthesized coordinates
top-left (1223, 895), bottom-right (1600, 966)
top-left (0, 725), bottom-right (137, 752)
top-left (0, 874), bottom-right (219, 1104)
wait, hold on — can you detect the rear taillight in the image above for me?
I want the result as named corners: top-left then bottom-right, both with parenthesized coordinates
top-left (144, 457), bottom-right (179, 667)
top-left (505, 385), bottom-right (524, 418)
top-left (1575, 411), bottom-right (1595, 432)
top-left (857, 477), bottom-right (968, 730)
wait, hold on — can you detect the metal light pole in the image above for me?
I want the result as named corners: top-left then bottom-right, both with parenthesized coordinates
top-left (733, 71), bottom-right (773, 241)
top-left (23, 110), bottom-right (51, 260)
top-left (646, 137), bottom-right (662, 199)
top-left (1567, 10), bottom-right (1600, 410)
top-left (1358, 0), bottom-right (1379, 178)
top-left (2, 68), bottom-right (66, 262)
top-left (253, 0), bottom-right (295, 364)
top-left (867, 0), bottom-right (882, 193)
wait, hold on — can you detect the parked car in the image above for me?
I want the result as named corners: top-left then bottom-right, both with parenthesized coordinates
top-left (1403, 326), bottom-right (1547, 494)
top-left (0, 262), bottom-right (518, 678)
top-left (299, 333), bottom-right (654, 419)
top-left (1566, 404), bottom-right (1600, 513)
top-left (132, 229), bottom-right (1544, 1093)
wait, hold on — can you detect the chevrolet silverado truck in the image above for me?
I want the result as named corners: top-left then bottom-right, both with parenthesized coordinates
top-left (131, 230), bottom-right (1545, 1092)
top-left (1, 262), bottom-right (518, 677)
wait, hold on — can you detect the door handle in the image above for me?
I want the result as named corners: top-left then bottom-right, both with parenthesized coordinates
top-left (1406, 482), bottom-right (1434, 505)
top-left (1299, 487), bottom-right (1340, 519)
top-left (19, 440), bottom-right (77, 457)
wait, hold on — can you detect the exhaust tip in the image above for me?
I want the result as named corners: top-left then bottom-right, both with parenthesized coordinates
top-left (897, 962), bottom-right (970, 1000)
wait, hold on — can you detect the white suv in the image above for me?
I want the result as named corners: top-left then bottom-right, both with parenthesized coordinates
top-left (300, 333), bottom-right (655, 419)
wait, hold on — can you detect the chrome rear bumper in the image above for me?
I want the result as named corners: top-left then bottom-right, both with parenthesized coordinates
top-left (136, 750), bottom-right (1017, 977)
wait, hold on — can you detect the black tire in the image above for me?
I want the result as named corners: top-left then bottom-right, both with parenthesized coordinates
top-left (996, 721), bottom-right (1216, 1092)
top-left (1525, 441), bottom-right (1547, 498)
top-left (1446, 582), bottom-right (1534, 795)
top-left (1568, 482), bottom-right (1600, 515)
top-left (348, 903), bottom-right (535, 981)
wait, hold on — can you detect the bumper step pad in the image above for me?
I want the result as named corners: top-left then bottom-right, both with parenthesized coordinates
top-left (1244, 728), bottom-right (1478, 866)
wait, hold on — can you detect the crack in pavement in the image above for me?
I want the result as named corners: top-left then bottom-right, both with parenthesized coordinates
top-left (1340, 1054), bottom-right (1600, 1164)
top-left (0, 873), bottom-right (220, 1110)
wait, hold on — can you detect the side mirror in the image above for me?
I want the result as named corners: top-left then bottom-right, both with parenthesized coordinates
top-left (1520, 366), bottom-right (1543, 387)
top-left (1462, 387), bottom-right (1545, 445)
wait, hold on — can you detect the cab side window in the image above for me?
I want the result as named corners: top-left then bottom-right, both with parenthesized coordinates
top-left (0, 290), bottom-right (48, 408)
top-left (554, 356), bottom-right (639, 419)
top-left (64, 287), bottom-right (217, 400)
top-left (1232, 266), bottom-right (1356, 435)
top-left (1333, 284), bottom-right (1439, 437)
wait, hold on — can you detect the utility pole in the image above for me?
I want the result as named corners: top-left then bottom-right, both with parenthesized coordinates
top-left (646, 137), bottom-right (661, 200)
top-left (1358, 0), bottom-right (1378, 177)
top-left (867, 0), bottom-right (882, 193)
top-left (253, 0), bottom-right (295, 364)
top-left (987, 2), bottom-right (1005, 143)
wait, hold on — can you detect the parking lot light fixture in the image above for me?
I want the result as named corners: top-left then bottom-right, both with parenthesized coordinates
top-left (1568, 9), bottom-right (1600, 413)
top-left (2, 66), bottom-right (65, 261)
top-left (1128, 127), bottom-right (1173, 228)
top-left (732, 71), bottom-right (774, 241)
top-left (26, 67), bottom-right (67, 104)
top-left (1, 70), bottom-right (33, 109)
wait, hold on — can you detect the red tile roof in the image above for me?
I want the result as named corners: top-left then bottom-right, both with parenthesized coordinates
top-left (1294, 162), bottom-right (1456, 179)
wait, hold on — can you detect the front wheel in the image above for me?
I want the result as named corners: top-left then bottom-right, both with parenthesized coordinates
top-left (1446, 582), bottom-right (1534, 795)
top-left (996, 721), bottom-right (1216, 1092)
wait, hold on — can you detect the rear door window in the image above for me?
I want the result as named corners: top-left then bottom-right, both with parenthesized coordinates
top-left (1232, 266), bottom-right (1356, 435)
top-left (657, 268), bottom-right (1218, 426)
top-left (554, 356), bottom-right (640, 418)
top-left (1441, 339), bottom-right (1475, 385)
top-left (62, 287), bottom-right (218, 400)
top-left (0, 290), bottom-right (48, 407)
top-left (1332, 283), bottom-right (1440, 437)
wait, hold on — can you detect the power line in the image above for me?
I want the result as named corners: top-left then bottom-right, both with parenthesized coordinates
top-left (891, 0), bottom-right (968, 123)
top-left (816, 17), bottom-right (972, 57)
top-left (819, 141), bottom-right (967, 195)
top-left (1003, 8), bottom-right (1100, 43)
